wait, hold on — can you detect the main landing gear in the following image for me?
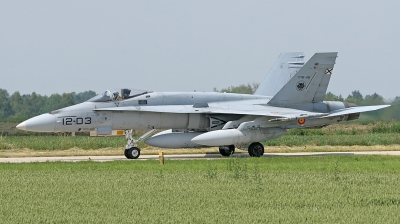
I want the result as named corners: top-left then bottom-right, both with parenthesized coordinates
top-left (218, 145), bottom-right (235, 156)
top-left (248, 142), bottom-right (264, 157)
top-left (124, 129), bottom-right (158, 159)
top-left (218, 142), bottom-right (264, 157)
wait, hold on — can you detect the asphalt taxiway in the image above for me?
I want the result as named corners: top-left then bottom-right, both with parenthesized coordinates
top-left (1, 151), bottom-right (400, 163)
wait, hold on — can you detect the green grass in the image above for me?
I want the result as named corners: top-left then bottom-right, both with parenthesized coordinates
top-left (0, 156), bottom-right (400, 223)
top-left (0, 135), bottom-right (126, 150)
top-left (264, 133), bottom-right (400, 146)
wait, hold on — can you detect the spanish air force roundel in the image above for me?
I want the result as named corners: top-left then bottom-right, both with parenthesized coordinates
top-left (298, 118), bottom-right (306, 125)
top-left (296, 81), bottom-right (306, 91)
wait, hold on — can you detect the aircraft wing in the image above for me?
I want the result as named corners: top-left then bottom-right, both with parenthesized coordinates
top-left (94, 104), bottom-right (391, 122)
top-left (93, 105), bottom-right (325, 118)
top-left (324, 105), bottom-right (391, 117)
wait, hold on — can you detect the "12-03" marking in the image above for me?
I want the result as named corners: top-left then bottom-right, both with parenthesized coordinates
top-left (63, 117), bottom-right (91, 125)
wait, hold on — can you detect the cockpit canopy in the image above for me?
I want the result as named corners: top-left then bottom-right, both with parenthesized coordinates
top-left (87, 88), bottom-right (152, 102)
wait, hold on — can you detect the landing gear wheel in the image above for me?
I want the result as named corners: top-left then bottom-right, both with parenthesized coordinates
top-left (219, 145), bottom-right (235, 157)
top-left (248, 142), bottom-right (264, 157)
top-left (125, 147), bottom-right (141, 159)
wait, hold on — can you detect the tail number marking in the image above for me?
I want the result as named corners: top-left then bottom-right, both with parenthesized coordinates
top-left (62, 117), bottom-right (92, 125)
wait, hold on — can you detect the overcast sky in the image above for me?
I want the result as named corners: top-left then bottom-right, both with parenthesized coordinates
top-left (1, 1), bottom-right (399, 100)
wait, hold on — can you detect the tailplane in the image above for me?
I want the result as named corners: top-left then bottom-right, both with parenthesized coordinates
top-left (254, 52), bottom-right (304, 97)
top-left (267, 52), bottom-right (338, 106)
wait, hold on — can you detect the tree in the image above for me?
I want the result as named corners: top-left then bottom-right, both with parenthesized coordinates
top-left (25, 92), bottom-right (47, 116)
top-left (351, 90), bottom-right (363, 100)
top-left (0, 89), bottom-right (98, 120)
top-left (324, 92), bottom-right (344, 101)
top-left (392, 96), bottom-right (400, 105)
top-left (74, 90), bottom-right (97, 103)
top-left (43, 94), bottom-right (63, 113)
top-left (214, 83), bottom-right (259, 94)
top-left (345, 90), bottom-right (364, 105)
top-left (0, 89), bottom-right (12, 118)
top-left (9, 91), bottom-right (26, 118)
top-left (61, 93), bottom-right (77, 108)
top-left (364, 93), bottom-right (385, 105)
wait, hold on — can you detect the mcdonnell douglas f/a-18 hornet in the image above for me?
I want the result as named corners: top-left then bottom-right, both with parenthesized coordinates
top-left (16, 52), bottom-right (390, 159)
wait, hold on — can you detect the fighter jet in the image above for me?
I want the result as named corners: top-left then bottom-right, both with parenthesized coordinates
top-left (16, 52), bottom-right (389, 159)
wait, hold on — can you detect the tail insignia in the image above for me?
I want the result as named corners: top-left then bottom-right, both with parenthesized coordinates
top-left (325, 68), bottom-right (333, 75)
top-left (296, 81), bottom-right (306, 91)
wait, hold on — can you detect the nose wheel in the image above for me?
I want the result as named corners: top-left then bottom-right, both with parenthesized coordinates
top-left (124, 129), bottom-right (157, 159)
top-left (124, 147), bottom-right (141, 159)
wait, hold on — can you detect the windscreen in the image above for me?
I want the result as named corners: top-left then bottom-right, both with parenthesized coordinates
top-left (86, 89), bottom-right (152, 102)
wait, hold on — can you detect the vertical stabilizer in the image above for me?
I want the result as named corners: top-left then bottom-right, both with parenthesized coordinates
top-left (254, 52), bottom-right (304, 96)
top-left (267, 52), bottom-right (338, 106)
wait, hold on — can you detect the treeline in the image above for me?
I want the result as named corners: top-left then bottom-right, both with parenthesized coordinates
top-left (0, 89), bottom-right (96, 121)
top-left (213, 83), bottom-right (260, 94)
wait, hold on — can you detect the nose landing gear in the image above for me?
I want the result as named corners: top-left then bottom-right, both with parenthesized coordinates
top-left (125, 147), bottom-right (141, 159)
top-left (124, 129), bottom-right (157, 159)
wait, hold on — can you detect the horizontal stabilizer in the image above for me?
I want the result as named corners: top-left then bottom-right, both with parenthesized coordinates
top-left (324, 105), bottom-right (391, 117)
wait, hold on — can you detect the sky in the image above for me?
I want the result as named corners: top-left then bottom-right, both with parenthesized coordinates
top-left (1, 1), bottom-right (400, 100)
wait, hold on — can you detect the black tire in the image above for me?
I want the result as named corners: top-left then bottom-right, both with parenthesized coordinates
top-left (219, 145), bottom-right (235, 157)
top-left (124, 149), bottom-right (129, 158)
top-left (125, 147), bottom-right (141, 159)
top-left (248, 142), bottom-right (264, 157)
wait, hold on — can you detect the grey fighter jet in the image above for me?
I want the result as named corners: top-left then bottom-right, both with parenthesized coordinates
top-left (16, 52), bottom-right (389, 159)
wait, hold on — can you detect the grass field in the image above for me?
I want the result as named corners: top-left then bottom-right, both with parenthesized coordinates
top-left (1, 156), bottom-right (400, 223)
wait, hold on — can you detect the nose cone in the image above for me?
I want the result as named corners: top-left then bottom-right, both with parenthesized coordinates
top-left (16, 113), bottom-right (56, 132)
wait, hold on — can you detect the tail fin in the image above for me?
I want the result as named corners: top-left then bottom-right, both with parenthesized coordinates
top-left (254, 52), bottom-right (304, 96)
top-left (267, 52), bottom-right (338, 106)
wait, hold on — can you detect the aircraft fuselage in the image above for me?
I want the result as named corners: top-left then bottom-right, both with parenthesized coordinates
top-left (18, 91), bottom-right (352, 133)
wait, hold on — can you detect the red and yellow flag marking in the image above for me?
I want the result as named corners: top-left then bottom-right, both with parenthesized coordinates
top-left (297, 118), bottom-right (306, 125)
